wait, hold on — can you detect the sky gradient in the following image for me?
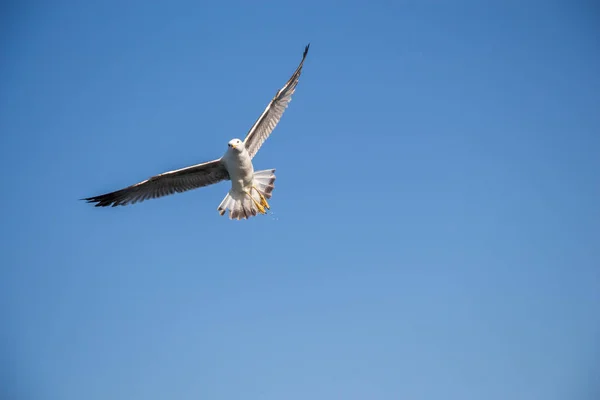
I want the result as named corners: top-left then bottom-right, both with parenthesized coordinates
top-left (1, 1), bottom-right (599, 399)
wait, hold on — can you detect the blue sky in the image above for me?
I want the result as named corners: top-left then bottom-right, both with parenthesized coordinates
top-left (1, 1), bottom-right (599, 399)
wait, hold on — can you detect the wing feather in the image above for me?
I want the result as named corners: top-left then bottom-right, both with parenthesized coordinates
top-left (243, 44), bottom-right (309, 159)
top-left (83, 159), bottom-right (229, 207)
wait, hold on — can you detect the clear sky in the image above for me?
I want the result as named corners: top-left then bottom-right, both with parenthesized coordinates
top-left (1, 1), bottom-right (599, 399)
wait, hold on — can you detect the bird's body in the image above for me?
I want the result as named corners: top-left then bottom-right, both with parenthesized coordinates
top-left (222, 139), bottom-right (255, 193)
top-left (83, 44), bottom-right (309, 220)
top-left (216, 138), bottom-right (276, 219)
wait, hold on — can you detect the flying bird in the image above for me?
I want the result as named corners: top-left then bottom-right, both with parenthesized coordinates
top-left (83, 44), bottom-right (310, 220)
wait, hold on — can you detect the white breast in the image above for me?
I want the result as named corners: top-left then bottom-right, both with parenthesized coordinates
top-left (222, 147), bottom-right (255, 192)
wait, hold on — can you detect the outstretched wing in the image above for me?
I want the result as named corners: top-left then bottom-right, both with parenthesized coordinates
top-left (83, 159), bottom-right (229, 207)
top-left (243, 43), bottom-right (310, 159)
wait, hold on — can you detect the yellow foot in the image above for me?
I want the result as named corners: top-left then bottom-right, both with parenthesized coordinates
top-left (252, 186), bottom-right (270, 210)
top-left (246, 191), bottom-right (266, 214)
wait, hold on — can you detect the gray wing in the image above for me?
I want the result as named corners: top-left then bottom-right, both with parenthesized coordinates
top-left (243, 43), bottom-right (309, 159)
top-left (83, 159), bottom-right (229, 207)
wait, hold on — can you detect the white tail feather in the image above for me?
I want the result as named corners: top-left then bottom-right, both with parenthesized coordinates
top-left (217, 169), bottom-right (276, 220)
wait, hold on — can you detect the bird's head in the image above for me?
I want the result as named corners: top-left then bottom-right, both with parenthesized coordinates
top-left (227, 138), bottom-right (244, 153)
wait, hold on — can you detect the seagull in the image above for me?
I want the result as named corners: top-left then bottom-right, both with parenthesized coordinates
top-left (83, 44), bottom-right (309, 220)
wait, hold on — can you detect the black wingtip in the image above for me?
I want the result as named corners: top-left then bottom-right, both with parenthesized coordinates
top-left (80, 195), bottom-right (116, 207)
top-left (304, 43), bottom-right (310, 58)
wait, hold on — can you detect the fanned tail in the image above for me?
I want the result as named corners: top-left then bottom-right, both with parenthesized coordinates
top-left (217, 169), bottom-right (276, 220)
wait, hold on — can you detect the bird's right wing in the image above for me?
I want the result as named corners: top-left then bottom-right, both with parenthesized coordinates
top-left (242, 44), bottom-right (309, 159)
top-left (83, 159), bottom-right (229, 207)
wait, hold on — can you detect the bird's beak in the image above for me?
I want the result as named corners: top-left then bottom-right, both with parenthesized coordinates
top-left (231, 144), bottom-right (237, 149)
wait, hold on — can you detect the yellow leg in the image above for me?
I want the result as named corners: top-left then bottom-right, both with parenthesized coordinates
top-left (252, 186), bottom-right (270, 210)
top-left (246, 191), bottom-right (266, 214)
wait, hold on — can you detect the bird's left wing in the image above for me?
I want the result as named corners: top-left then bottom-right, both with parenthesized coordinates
top-left (83, 159), bottom-right (229, 207)
top-left (243, 43), bottom-right (310, 159)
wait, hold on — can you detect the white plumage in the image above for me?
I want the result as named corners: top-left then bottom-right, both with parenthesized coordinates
top-left (83, 44), bottom-right (309, 220)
